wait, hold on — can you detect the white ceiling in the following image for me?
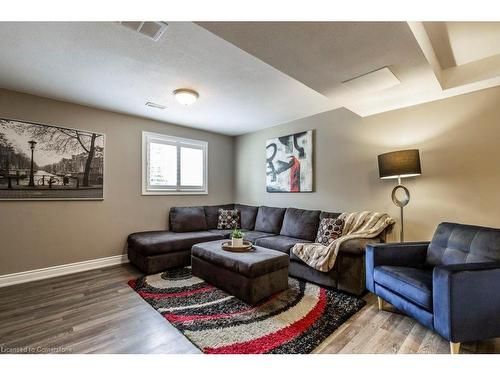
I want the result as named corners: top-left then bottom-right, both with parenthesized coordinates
top-left (424, 22), bottom-right (500, 67)
top-left (0, 22), bottom-right (336, 135)
top-left (200, 21), bottom-right (500, 117)
top-left (1, 21), bottom-right (500, 135)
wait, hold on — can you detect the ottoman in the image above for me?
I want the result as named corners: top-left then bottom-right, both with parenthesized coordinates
top-left (191, 240), bottom-right (289, 305)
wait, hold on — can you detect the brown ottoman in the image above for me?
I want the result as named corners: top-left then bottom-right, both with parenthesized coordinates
top-left (191, 240), bottom-right (289, 305)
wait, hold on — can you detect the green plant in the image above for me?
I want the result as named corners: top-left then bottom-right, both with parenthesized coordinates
top-left (231, 228), bottom-right (243, 239)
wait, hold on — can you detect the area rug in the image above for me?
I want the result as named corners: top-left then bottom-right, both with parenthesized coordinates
top-left (128, 267), bottom-right (365, 354)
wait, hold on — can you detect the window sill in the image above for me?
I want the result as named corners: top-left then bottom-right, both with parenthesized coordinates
top-left (142, 190), bottom-right (208, 196)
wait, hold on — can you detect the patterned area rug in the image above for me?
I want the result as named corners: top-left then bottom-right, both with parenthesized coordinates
top-left (128, 267), bottom-right (365, 354)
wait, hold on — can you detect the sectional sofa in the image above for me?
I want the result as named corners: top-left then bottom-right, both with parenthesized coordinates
top-left (127, 204), bottom-right (391, 295)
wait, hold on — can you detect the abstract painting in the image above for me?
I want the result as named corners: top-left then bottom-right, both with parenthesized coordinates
top-left (266, 130), bottom-right (313, 192)
top-left (0, 118), bottom-right (104, 200)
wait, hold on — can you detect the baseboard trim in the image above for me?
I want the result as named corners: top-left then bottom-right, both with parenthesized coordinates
top-left (0, 254), bottom-right (129, 288)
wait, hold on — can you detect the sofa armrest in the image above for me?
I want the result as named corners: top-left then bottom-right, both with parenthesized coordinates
top-left (378, 223), bottom-right (395, 243)
top-left (338, 237), bottom-right (382, 256)
top-left (433, 262), bottom-right (500, 343)
top-left (365, 242), bottom-right (429, 292)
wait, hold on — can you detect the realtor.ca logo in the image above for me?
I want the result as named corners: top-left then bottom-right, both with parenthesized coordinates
top-left (0, 345), bottom-right (72, 354)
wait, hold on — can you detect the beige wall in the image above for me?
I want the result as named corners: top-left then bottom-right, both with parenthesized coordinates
top-left (3, 85), bottom-right (500, 275)
top-left (235, 86), bottom-right (500, 242)
top-left (0, 89), bottom-right (234, 275)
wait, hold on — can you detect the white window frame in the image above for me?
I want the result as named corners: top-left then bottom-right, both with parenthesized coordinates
top-left (142, 131), bottom-right (208, 195)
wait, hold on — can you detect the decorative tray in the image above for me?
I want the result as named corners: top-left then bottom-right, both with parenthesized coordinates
top-left (221, 240), bottom-right (254, 252)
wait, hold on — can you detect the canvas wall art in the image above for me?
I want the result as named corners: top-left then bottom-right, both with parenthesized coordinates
top-left (266, 130), bottom-right (313, 192)
top-left (0, 118), bottom-right (104, 200)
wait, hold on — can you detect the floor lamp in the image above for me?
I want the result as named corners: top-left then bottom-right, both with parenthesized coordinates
top-left (377, 149), bottom-right (421, 242)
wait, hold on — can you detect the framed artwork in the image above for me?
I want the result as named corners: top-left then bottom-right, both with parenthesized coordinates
top-left (266, 130), bottom-right (313, 192)
top-left (0, 118), bottom-right (105, 200)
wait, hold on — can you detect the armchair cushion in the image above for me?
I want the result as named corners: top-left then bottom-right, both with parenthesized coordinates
top-left (433, 261), bottom-right (500, 343)
top-left (426, 222), bottom-right (500, 267)
top-left (374, 266), bottom-right (433, 311)
top-left (366, 242), bottom-right (429, 292)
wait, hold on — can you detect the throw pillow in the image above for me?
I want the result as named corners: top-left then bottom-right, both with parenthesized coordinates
top-left (217, 208), bottom-right (240, 229)
top-left (315, 218), bottom-right (344, 246)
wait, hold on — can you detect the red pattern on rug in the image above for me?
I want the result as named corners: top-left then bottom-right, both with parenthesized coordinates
top-left (128, 267), bottom-right (366, 354)
top-left (164, 292), bottom-right (281, 323)
top-left (138, 285), bottom-right (214, 300)
top-left (204, 288), bottom-right (327, 354)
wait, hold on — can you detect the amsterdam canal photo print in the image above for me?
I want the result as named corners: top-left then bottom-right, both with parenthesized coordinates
top-left (0, 118), bottom-right (104, 200)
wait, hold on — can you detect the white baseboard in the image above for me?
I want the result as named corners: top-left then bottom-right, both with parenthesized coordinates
top-left (0, 254), bottom-right (129, 288)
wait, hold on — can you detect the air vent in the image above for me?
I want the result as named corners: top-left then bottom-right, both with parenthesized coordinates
top-left (118, 22), bottom-right (168, 41)
top-left (145, 102), bottom-right (166, 110)
top-left (342, 67), bottom-right (400, 94)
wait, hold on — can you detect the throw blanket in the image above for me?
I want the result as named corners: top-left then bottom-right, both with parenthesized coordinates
top-left (291, 211), bottom-right (395, 272)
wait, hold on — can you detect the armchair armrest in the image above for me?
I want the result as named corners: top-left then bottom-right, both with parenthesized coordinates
top-left (433, 262), bottom-right (500, 343)
top-left (365, 242), bottom-right (429, 292)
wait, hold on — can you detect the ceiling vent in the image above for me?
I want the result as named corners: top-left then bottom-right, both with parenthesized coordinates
top-left (118, 22), bottom-right (168, 41)
top-left (342, 67), bottom-right (400, 94)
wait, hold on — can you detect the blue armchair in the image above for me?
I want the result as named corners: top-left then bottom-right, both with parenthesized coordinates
top-left (366, 222), bottom-right (500, 354)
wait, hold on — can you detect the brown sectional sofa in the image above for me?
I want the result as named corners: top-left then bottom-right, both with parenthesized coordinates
top-left (127, 203), bottom-right (391, 295)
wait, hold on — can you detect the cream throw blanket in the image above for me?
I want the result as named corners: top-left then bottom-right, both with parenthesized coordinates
top-left (291, 211), bottom-right (395, 272)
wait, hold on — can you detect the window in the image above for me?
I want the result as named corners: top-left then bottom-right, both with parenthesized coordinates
top-left (142, 132), bottom-right (208, 195)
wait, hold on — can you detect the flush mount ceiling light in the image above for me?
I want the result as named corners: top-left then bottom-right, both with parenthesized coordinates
top-left (173, 88), bottom-right (199, 106)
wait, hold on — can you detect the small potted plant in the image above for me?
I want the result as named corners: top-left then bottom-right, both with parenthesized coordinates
top-left (231, 228), bottom-right (244, 247)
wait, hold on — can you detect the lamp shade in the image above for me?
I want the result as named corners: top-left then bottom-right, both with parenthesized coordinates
top-left (378, 149), bottom-right (421, 179)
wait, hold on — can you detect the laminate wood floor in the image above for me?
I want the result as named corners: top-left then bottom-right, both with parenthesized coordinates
top-left (0, 264), bottom-right (498, 354)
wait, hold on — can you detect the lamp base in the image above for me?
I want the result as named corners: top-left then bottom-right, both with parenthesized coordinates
top-left (391, 184), bottom-right (410, 242)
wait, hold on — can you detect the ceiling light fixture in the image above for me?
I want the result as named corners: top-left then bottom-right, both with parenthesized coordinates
top-left (173, 88), bottom-right (199, 106)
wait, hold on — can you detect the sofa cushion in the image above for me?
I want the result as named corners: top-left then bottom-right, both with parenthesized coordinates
top-left (315, 217), bottom-right (344, 246)
top-left (243, 231), bottom-right (276, 244)
top-left (280, 207), bottom-right (321, 241)
top-left (374, 266), bottom-right (433, 311)
top-left (169, 206), bottom-right (208, 232)
top-left (426, 222), bottom-right (500, 267)
top-left (320, 211), bottom-right (341, 220)
top-left (192, 240), bottom-right (289, 278)
top-left (234, 204), bottom-right (259, 230)
top-left (127, 231), bottom-right (224, 256)
top-left (208, 229), bottom-right (249, 239)
top-left (204, 204), bottom-right (234, 229)
top-left (255, 235), bottom-right (311, 254)
top-left (254, 206), bottom-right (286, 234)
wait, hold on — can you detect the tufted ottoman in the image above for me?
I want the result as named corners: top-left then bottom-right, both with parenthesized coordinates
top-left (191, 240), bottom-right (289, 305)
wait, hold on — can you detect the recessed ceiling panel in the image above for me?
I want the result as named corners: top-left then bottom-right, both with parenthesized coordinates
top-left (342, 67), bottom-right (400, 94)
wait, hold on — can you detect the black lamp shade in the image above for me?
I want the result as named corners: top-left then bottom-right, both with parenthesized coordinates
top-left (378, 149), bottom-right (421, 179)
